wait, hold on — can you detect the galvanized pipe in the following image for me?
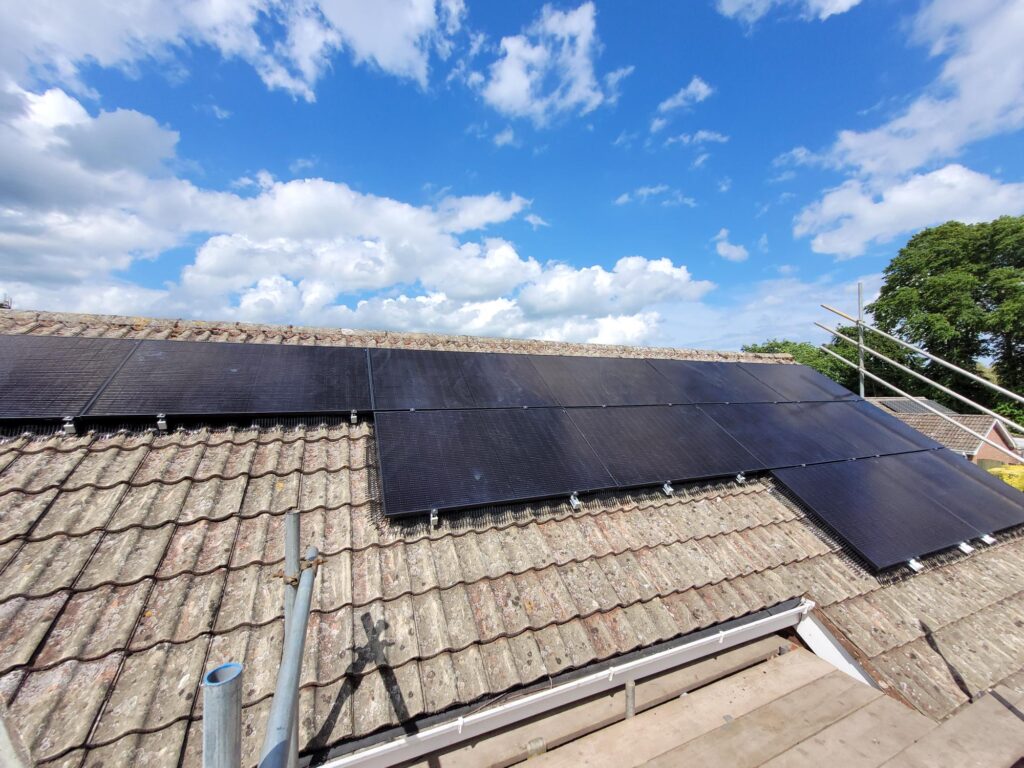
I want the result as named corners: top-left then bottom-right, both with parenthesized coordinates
top-left (203, 662), bottom-right (244, 768)
top-left (822, 303), bottom-right (1024, 406)
top-left (817, 322), bottom-right (1024, 436)
top-left (857, 282), bottom-right (865, 398)
top-left (818, 345), bottom-right (1022, 463)
top-left (283, 512), bottom-right (300, 768)
top-left (260, 546), bottom-right (320, 768)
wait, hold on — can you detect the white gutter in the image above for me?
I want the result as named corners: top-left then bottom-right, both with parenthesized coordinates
top-left (322, 599), bottom-right (814, 768)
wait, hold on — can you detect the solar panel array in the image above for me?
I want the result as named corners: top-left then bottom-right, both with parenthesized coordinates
top-left (2, 333), bottom-right (1022, 571)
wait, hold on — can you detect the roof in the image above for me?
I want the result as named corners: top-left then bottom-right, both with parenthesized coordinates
top-left (868, 397), bottom-right (956, 415)
top-left (1, 309), bottom-right (1023, 767)
top-left (880, 412), bottom-right (1005, 455)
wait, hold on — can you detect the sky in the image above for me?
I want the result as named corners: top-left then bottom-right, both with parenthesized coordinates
top-left (1, 0), bottom-right (1023, 350)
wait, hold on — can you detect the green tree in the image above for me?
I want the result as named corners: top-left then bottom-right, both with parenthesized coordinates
top-left (868, 215), bottom-right (1024, 404)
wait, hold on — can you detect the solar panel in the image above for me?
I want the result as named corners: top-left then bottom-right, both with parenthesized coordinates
top-left (739, 363), bottom-right (857, 402)
top-left (773, 453), bottom-right (985, 570)
top-left (458, 352), bottom-right (557, 407)
top-left (369, 349), bottom-right (475, 410)
top-left (87, 339), bottom-right (370, 416)
top-left (0, 335), bottom-right (137, 419)
top-left (648, 360), bottom-right (783, 403)
top-left (875, 398), bottom-right (955, 415)
top-left (567, 405), bottom-right (763, 487)
top-left (375, 408), bottom-right (616, 516)
top-left (912, 449), bottom-right (1024, 535)
top-left (700, 400), bottom-right (940, 468)
top-left (529, 355), bottom-right (678, 406)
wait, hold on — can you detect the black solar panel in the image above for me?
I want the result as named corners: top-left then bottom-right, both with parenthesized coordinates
top-left (369, 349), bottom-right (475, 410)
top-left (648, 360), bottom-right (783, 403)
top-left (375, 408), bottom-right (615, 516)
top-left (875, 398), bottom-right (955, 415)
top-left (739, 363), bottom-right (857, 401)
top-left (700, 400), bottom-right (940, 468)
top-left (0, 335), bottom-right (137, 419)
top-left (914, 449), bottom-right (1024, 535)
top-left (529, 355), bottom-right (678, 406)
top-left (87, 339), bottom-right (370, 416)
top-left (773, 453), bottom-right (986, 570)
top-left (567, 405), bottom-right (763, 487)
top-left (458, 352), bottom-right (557, 407)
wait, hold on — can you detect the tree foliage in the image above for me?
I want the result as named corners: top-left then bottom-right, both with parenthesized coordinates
top-left (868, 215), bottom-right (1024, 404)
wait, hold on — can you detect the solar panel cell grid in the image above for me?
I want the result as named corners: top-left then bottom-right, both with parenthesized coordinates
top-left (739, 362), bottom-right (858, 402)
top-left (528, 355), bottom-right (679, 406)
top-left (648, 359), bottom-right (783, 404)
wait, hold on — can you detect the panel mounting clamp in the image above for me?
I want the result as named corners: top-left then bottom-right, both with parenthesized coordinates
top-left (350, 409), bottom-right (358, 425)
top-left (429, 509), bottom-right (439, 528)
top-left (156, 413), bottom-right (167, 432)
top-left (735, 472), bottom-right (747, 484)
top-left (907, 558), bottom-right (924, 573)
top-left (62, 417), bottom-right (76, 436)
top-left (980, 534), bottom-right (997, 545)
top-left (958, 541), bottom-right (975, 554)
top-left (569, 492), bottom-right (582, 511)
top-left (662, 482), bottom-right (674, 497)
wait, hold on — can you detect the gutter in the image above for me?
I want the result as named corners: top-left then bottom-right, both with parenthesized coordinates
top-left (317, 597), bottom-right (814, 768)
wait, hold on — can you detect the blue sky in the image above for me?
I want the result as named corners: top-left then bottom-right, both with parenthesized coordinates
top-left (2, 0), bottom-right (1023, 349)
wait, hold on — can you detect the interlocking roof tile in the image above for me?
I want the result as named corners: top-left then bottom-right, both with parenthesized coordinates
top-left (0, 308), bottom-right (1022, 766)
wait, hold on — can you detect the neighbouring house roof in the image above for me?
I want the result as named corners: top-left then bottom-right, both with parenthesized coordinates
top-left (867, 397), bottom-right (956, 415)
top-left (884, 413), bottom-right (1010, 456)
top-left (1, 309), bottom-right (1023, 767)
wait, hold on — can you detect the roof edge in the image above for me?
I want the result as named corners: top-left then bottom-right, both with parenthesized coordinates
top-left (0, 308), bottom-right (793, 364)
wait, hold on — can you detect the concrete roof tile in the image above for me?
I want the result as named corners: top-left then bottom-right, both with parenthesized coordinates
top-left (0, 592), bottom-right (66, 671)
top-left (36, 583), bottom-right (146, 668)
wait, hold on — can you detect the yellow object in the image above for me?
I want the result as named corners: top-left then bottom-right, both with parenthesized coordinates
top-left (989, 465), bottom-right (1024, 492)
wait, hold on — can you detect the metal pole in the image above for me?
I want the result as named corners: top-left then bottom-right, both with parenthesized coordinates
top-left (816, 322), bottom-right (1024, 435)
top-left (857, 282), bottom-right (865, 398)
top-left (203, 662), bottom-right (243, 768)
top-left (818, 345), bottom-right (1022, 463)
top-left (283, 512), bottom-right (300, 768)
top-left (822, 304), bottom-right (1024, 406)
top-left (260, 546), bottom-right (320, 768)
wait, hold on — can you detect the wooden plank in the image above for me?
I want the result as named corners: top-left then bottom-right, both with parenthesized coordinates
top-left (882, 686), bottom-right (1024, 768)
top-left (762, 694), bottom-right (935, 768)
top-left (409, 636), bottom-right (790, 768)
top-left (528, 649), bottom-right (838, 768)
top-left (643, 670), bottom-right (880, 768)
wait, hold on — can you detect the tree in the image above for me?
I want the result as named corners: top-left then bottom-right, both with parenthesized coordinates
top-left (869, 215), bottom-right (1024, 404)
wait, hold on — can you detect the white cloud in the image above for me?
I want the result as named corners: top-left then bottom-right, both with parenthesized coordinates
top-left (715, 0), bottom-right (863, 24)
top-left (692, 152), bottom-right (710, 169)
top-left (657, 76), bottom-right (713, 113)
top-left (524, 212), bottom-right (550, 229)
top-left (712, 228), bottom-right (750, 261)
top-left (0, 0), bottom-right (465, 102)
top-left (289, 156), bottom-right (317, 173)
top-left (794, 164), bottom-right (1024, 258)
top-left (0, 84), bottom-right (715, 348)
top-left (649, 116), bottom-right (668, 133)
top-left (717, 177), bottom-right (732, 192)
top-left (480, 2), bottom-right (628, 125)
top-left (614, 184), bottom-right (695, 207)
top-left (666, 129), bottom-right (729, 146)
top-left (792, 0), bottom-right (1024, 257)
top-left (493, 126), bottom-right (516, 146)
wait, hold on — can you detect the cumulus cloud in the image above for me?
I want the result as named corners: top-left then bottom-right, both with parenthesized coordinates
top-left (480, 2), bottom-right (631, 125)
top-left (0, 84), bottom-right (713, 347)
top-left (712, 228), bottom-right (750, 262)
top-left (794, 164), bottom-right (1024, 258)
top-left (0, 0), bottom-right (466, 101)
top-left (792, 0), bottom-right (1024, 257)
top-left (657, 76), bottom-right (713, 113)
top-left (715, 0), bottom-right (863, 24)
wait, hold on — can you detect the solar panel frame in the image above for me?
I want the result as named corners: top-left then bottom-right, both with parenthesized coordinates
top-left (0, 335), bottom-right (139, 420)
top-left (528, 355), bottom-right (678, 406)
top-left (773, 453), bottom-right (986, 570)
top-left (374, 407), bottom-right (616, 516)
top-left (739, 362), bottom-right (859, 402)
top-left (86, 339), bottom-right (371, 416)
top-left (566, 405), bottom-right (764, 487)
top-left (647, 360), bottom-right (784, 404)
top-left (700, 400), bottom-right (940, 469)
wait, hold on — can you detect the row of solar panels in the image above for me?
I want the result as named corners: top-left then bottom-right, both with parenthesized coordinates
top-left (0, 335), bottom-right (855, 421)
top-left (3, 333), bottom-right (1022, 571)
top-left (376, 402), bottom-right (1024, 570)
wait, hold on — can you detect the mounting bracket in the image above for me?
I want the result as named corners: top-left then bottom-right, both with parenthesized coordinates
top-left (62, 417), bottom-right (76, 436)
top-left (429, 509), bottom-right (439, 528)
top-left (980, 534), bottom-right (997, 545)
top-left (156, 413), bottom-right (168, 432)
top-left (569, 492), bottom-right (582, 510)
top-left (662, 482), bottom-right (674, 497)
top-left (907, 558), bottom-right (924, 573)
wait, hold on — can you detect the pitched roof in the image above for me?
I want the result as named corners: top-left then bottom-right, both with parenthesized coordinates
top-left (885, 413), bottom-right (1002, 455)
top-left (1, 309), bottom-right (1023, 767)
